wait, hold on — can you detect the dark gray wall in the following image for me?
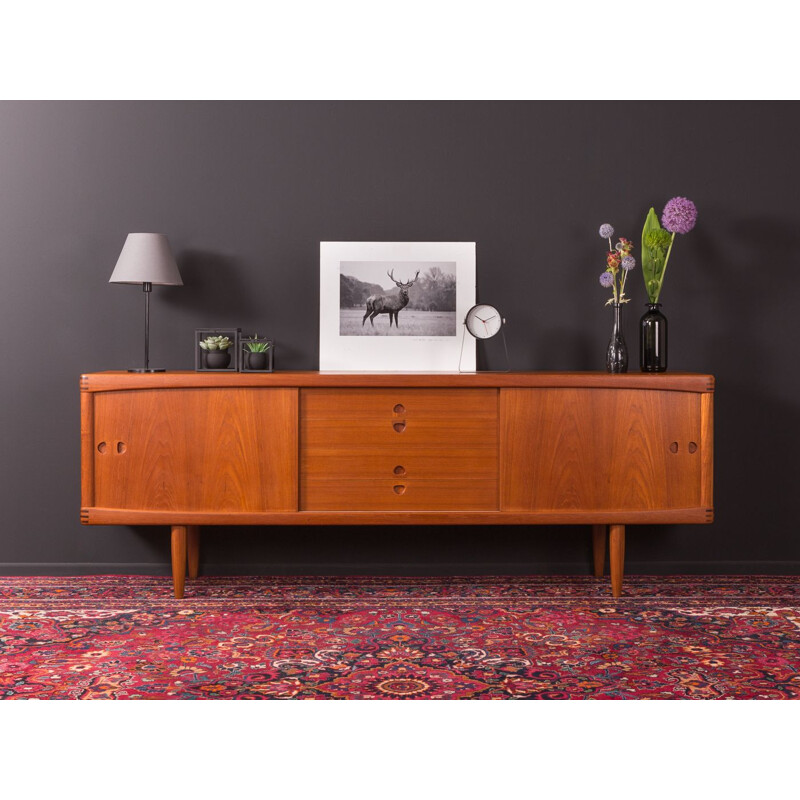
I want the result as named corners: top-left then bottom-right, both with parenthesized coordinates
top-left (1, 101), bottom-right (798, 575)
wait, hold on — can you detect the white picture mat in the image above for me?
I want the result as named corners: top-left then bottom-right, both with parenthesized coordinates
top-left (320, 241), bottom-right (476, 372)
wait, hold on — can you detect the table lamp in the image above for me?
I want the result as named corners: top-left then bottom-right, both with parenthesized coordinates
top-left (109, 233), bottom-right (183, 372)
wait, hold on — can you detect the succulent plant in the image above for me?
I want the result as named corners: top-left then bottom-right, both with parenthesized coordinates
top-left (199, 335), bottom-right (233, 351)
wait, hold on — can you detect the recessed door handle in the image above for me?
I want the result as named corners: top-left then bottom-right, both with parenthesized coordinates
top-left (97, 441), bottom-right (127, 454)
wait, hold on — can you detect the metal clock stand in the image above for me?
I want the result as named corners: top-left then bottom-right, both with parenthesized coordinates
top-left (458, 320), bottom-right (510, 373)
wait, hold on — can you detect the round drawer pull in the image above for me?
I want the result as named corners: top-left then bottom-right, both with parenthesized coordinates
top-left (688, 441), bottom-right (698, 454)
top-left (393, 403), bottom-right (406, 414)
top-left (117, 441), bottom-right (127, 454)
top-left (669, 442), bottom-right (679, 453)
top-left (393, 465), bottom-right (406, 476)
top-left (97, 441), bottom-right (107, 454)
top-left (393, 421), bottom-right (406, 433)
top-left (393, 485), bottom-right (406, 495)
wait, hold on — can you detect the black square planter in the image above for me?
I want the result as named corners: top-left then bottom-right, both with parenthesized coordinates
top-left (195, 328), bottom-right (241, 371)
top-left (240, 336), bottom-right (274, 372)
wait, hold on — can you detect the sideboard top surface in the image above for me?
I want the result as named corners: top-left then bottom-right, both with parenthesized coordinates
top-left (81, 371), bottom-right (715, 393)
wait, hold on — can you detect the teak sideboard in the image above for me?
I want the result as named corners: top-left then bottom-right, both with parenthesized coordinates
top-left (80, 371), bottom-right (714, 598)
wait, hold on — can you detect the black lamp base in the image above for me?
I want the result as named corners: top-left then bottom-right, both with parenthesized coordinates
top-left (128, 368), bottom-right (166, 373)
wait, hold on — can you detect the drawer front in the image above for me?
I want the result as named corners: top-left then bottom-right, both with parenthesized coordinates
top-left (302, 388), bottom-right (498, 418)
top-left (300, 388), bottom-right (498, 511)
top-left (302, 478), bottom-right (498, 512)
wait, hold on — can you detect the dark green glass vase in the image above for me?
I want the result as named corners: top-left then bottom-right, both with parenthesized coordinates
top-left (640, 303), bottom-right (667, 372)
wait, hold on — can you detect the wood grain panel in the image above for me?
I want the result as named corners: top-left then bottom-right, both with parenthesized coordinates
top-left (81, 380), bottom-right (714, 520)
top-left (301, 453), bottom-right (498, 481)
top-left (80, 390), bottom-right (95, 508)
top-left (501, 388), bottom-right (706, 512)
top-left (82, 370), bottom-right (715, 393)
top-left (92, 388), bottom-right (298, 512)
top-left (302, 388), bottom-right (498, 419)
top-left (300, 388), bottom-right (498, 511)
top-left (301, 479), bottom-right (498, 512)
top-left (700, 392), bottom-right (714, 515)
top-left (607, 390), bottom-right (701, 510)
top-left (302, 417), bottom-right (498, 450)
top-left (501, 388), bottom-right (597, 511)
top-left (83, 506), bottom-right (713, 526)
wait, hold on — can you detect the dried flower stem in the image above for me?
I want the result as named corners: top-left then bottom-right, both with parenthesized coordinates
top-left (598, 225), bottom-right (635, 306)
top-left (606, 238), bottom-right (619, 303)
top-left (619, 265), bottom-right (630, 302)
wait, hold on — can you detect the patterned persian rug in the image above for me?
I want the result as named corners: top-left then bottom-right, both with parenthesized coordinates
top-left (0, 575), bottom-right (798, 699)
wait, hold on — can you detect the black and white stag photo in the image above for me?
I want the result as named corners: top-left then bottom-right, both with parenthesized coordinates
top-left (339, 261), bottom-right (457, 336)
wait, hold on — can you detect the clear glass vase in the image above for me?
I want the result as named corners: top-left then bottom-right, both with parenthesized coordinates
top-left (606, 302), bottom-right (628, 373)
top-left (639, 303), bottom-right (667, 372)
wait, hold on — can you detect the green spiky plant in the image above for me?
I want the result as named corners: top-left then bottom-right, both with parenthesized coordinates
top-left (244, 339), bottom-right (271, 353)
top-left (641, 208), bottom-right (675, 304)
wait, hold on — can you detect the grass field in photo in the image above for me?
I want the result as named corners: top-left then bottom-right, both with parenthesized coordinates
top-left (340, 308), bottom-right (457, 336)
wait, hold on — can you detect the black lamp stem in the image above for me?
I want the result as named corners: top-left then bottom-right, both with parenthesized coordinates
top-left (127, 281), bottom-right (165, 372)
top-left (143, 281), bottom-right (152, 371)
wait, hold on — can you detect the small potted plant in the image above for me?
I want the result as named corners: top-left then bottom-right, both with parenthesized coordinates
top-left (199, 335), bottom-right (234, 369)
top-left (241, 334), bottom-right (273, 372)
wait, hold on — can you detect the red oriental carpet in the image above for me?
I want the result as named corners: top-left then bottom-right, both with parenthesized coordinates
top-left (0, 575), bottom-right (798, 699)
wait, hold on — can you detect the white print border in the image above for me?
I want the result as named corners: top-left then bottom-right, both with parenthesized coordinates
top-left (320, 242), bottom-right (476, 372)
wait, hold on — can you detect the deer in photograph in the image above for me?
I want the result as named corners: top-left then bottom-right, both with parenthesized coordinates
top-left (362, 269), bottom-right (420, 328)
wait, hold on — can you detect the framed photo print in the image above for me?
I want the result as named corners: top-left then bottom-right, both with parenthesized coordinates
top-left (320, 241), bottom-right (476, 371)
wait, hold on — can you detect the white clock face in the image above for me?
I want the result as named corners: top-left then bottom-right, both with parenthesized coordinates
top-left (465, 304), bottom-right (503, 339)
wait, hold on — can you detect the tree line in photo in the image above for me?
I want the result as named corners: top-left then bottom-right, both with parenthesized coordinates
top-left (340, 266), bottom-right (456, 312)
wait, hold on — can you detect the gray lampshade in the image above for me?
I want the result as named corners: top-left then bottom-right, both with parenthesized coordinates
top-left (109, 233), bottom-right (183, 285)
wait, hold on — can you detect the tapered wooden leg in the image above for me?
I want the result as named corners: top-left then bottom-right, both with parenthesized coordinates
top-left (171, 525), bottom-right (187, 599)
top-left (609, 524), bottom-right (625, 598)
top-left (187, 526), bottom-right (200, 579)
top-left (592, 524), bottom-right (606, 578)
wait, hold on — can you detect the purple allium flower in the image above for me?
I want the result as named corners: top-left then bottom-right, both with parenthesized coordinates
top-left (621, 256), bottom-right (636, 271)
top-left (599, 223), bottom-right (615, 239)
top-left (662, 197), bottom-right (698, 235)
top-left (599, 271), bottom-right (614, 288)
